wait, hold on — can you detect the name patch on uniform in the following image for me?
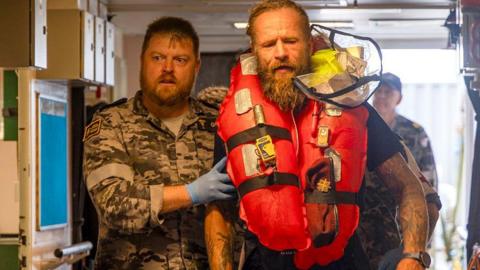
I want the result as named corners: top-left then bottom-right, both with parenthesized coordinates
top-left (83, 119), bottom-right (102, 142)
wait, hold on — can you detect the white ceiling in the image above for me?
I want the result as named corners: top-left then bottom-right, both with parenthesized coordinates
top-left (108, 0), bottom-right (456, 52)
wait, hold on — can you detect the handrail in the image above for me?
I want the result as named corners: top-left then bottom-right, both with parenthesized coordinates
top-left (54, 241), bottom-right (93, 258)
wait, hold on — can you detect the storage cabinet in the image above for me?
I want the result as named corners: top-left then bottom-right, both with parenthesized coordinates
top-left (37, 10), bottom-right (95, 82)
top-left (0, 0), bottom-right (47, 68)
top-left (95, 17), bottom-right (105, 83)
top-left (105, 22), bottom-right (116, 86)
top-left (48, 0), bottom-right (87, 10)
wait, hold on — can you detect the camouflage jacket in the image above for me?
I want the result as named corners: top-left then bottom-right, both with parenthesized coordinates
top-left (357, 114), bottom-right (439, 269)
top-left (83, 90), bottom-right (218, 270)
top-left (392, 114), bottom-right (438, 188)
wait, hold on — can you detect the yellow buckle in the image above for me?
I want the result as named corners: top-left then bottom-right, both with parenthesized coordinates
top-left (255, 135), bottom-right (276, 164)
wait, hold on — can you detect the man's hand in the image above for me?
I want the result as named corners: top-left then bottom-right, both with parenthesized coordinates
top-left (187, 157), bottom-right (236, 205)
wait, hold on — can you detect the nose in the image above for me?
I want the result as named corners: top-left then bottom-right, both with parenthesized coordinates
top-left (274, 40), bottom-right (287, 61)
top-left (163, 58), bottom-right (173, 73)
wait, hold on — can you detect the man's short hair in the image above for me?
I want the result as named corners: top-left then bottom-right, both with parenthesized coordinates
top-left (141, 17), bottom-right (199, 57)
top-left (247, 0), bottom-right (311, 42)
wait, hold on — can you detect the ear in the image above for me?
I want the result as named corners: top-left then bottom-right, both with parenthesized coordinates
top-left (250, 39), bottom-right (255, 54)
top-left (396, 94), bottom-right (403, 105)
top-left (195, 58), bottom-right (201, 74)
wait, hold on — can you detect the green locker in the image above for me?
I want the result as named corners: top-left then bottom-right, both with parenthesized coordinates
top-left (0, 245), bottom-right (19, 270)
top-left (3, 70), bottom-right (18, 141)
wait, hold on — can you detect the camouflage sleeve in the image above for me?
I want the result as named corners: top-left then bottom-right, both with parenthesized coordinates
top-left (415, 129), bottom-right (438, 189)
top-left (196, 86), bottom-right (228, 109)
top-left (83, 111), bottom-right (164, 233)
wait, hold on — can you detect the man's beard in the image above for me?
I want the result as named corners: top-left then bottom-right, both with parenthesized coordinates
top-left (257, 58), bottom-right (310, 111)
top-left (140, 70), bottom-right (192, 107)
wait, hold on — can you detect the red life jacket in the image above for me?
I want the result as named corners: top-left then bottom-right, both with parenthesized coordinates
top-left (294, 100), bottom-right (368, 268)
top-left (217, 54), bottom-right (311, 251)
top-left (217, 54), bottom-right (368, 264)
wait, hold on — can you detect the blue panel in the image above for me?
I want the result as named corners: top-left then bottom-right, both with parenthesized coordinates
top-left (39, 98), bottom-right (67, 228)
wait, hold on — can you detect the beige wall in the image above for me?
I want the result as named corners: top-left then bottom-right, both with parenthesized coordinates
top-left (123, 34), bottom-right (143, 97)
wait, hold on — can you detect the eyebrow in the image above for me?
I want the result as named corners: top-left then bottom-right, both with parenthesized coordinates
top-left (149, 51), bottom-right (192, 59)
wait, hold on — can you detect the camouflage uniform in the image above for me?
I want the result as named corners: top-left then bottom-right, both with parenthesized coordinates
top-left (196, 86), bottom-right (228, 109)
top-left (83, 90), bottom-right (219, 270)
top-left (391, 114), bottom-right (438, 188)
top-left (357, 114), bottom-right (438, 269)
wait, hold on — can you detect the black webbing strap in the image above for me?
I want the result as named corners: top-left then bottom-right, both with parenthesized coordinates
top-left (225, 125), bottom-right (291, 152)
top-left (237, 172), bottom-right (300, 198)
top-left (305, 190), bottom-right (358, 205)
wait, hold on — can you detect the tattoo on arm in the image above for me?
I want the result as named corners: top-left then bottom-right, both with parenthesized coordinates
top-left (376, 152), bottom-right (428, 253)
top-left (205, 201), bottom-right (235, 270)
top-left (219, 232), bottom-right (234, 270)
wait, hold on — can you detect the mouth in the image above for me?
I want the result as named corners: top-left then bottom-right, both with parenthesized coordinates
top-left (158, 78), bottom-right (176, 85)
top-left (273, 65), bottom-right (294, 74)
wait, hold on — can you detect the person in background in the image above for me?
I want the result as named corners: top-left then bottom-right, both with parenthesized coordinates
top-left (83, 17), bottom-right (235, 269)
top-left (373, 72), bottom-right (438, 188)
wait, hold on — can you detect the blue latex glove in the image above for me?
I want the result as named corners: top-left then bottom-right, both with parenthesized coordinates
top-left (186, 157), bottom-right (236, 205)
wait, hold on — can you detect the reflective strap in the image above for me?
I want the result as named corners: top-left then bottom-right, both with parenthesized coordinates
top-left (400, 140), bottom-right (439, 205)
top-left (237, 172), bottom-right (299, 198)
top-left (226, 125), bottom-right (291, 153)
top-left (305, 190), bottom-right (358, 205)
top-left (86, 163), bottom-right (134, 190)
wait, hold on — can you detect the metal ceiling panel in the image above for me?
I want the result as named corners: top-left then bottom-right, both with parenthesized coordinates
top-left (109, 0), bottom-right (454, 51)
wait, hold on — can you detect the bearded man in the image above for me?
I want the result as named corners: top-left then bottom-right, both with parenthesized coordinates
top-left (83, 17), bottom-right (236, 269)
top-left (205, 1), bottom-right (431, 270)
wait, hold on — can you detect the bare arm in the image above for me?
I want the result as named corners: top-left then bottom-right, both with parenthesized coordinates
top-left (401, 140), bottom-right (440, 243)
top-left (205, 201), bottom-right (235, 270)
top-left (159, 185), bottom-right (193, 214)
top-left (375, 152), bottom-right (428, 269)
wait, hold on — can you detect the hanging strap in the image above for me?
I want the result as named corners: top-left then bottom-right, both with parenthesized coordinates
top-left (237, 172), bottom-right (300, 198)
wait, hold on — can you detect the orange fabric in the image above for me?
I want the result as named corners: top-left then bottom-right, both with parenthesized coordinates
top-left (217, 61), bottom-right (311, 251)
top-left (217, 57), bottom-right (368, 263)
top-left (294, 100), bottom-right (368, 268)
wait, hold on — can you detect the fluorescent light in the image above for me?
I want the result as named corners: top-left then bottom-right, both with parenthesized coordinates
top-left (369, 19), bottom-right (445, 27)
top-left (233, 22), bottom-right (248, 29)
top-left (296, 0), bottom-right (348, 6)
top-left (233, 21), bottom-right (354, 29)
top-left (206, 0), bottom-right (347, 6)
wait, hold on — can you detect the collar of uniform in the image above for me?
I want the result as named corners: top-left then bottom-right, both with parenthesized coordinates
top-left (132, 90), bottom-right (149, 116)
top-left (132, 90), bottom-right (205, 127)
top-left (182, 98), bottom-right (206, 128)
